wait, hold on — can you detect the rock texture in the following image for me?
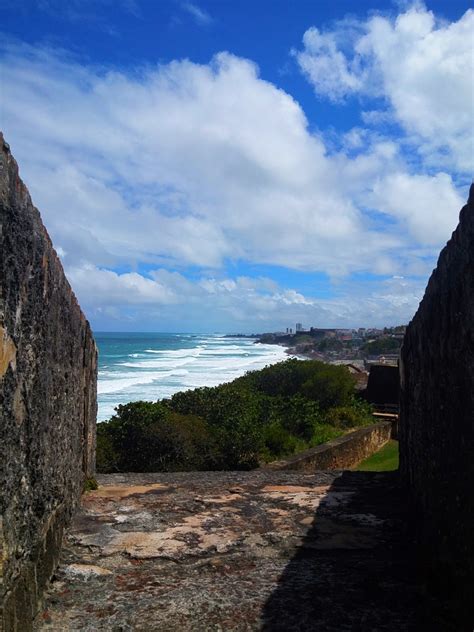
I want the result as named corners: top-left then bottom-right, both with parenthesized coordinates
top-left (33, 471), bottom-right (443, 631)
top-left (0, 135), bottom-right (97, 631)
top-left (400, 184), bottom-right (474, 626)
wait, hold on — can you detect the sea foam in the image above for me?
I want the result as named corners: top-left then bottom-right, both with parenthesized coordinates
top-left (96, 333), bottom-right (288, 421)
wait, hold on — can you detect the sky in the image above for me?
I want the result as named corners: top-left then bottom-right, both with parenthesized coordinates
top-left (1, 0), bottom-right (472, 332)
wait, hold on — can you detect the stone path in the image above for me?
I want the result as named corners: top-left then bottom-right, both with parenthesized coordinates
top-left (34, 471), bottom-right (444, 631)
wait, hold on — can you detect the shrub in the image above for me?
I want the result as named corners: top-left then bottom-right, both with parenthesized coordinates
top-left (241, 358), bottom-right (309, 397)
top-left (362, 337), bottom-right (401, 355)
top-left (309, 424), bottom-right (342, 446)
top-left (96, 401), bottom-right (215, 472)
top-left (97, 359), bottom-right (371, 472)
top-left (262, 421), bottom-right (306, 461)
top-left (322, 396), bottom-right (373, 429)
top-left (301, 364), bottom-right (356, 410)
top-left (267, 394), bottom-right (322, 441)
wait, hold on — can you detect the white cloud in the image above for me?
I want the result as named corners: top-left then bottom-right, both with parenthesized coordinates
top-left (67, 264), bottom-right (425, 329)
top-left (294, 26), bottom-right (366, 102)
top-left (181, 2), bottom-right (212, 25)
top-left (2, 43), bottom-right (461, 273)
top-left (295, 4), bottom-right (474, 174)
top-left (67, 266), bottom-right (178, 305)
top-left (0, 32), bottom-right (467, 329)
top-left (368, 171), bottom-right (464, 245)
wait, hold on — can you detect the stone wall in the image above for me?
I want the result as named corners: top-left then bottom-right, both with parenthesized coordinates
top-left (0, 135), bottom-right (97, 631)
top-left (365, 364), bottom-right (399, 406)
top-left (400, 184), bottom-right (474, 625)
top-left (264, 421), bottom-right (391, 472)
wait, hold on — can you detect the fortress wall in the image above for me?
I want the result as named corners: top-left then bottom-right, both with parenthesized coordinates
top-left (399, 185), bottom-right (474, 624)
top-left (0, 136), bottom-right (97, 631)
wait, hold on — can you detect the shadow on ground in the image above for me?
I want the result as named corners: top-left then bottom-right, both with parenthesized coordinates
top-left (33, 470), bottom-right (461, 631)
top-left (261, 471), bottom-right (451, 632)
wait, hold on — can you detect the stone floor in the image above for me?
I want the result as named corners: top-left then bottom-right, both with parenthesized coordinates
top-left (34, 470), bottom-right (445, 631)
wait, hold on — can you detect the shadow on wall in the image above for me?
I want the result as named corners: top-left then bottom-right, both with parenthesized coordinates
top-left (261, 471), bottom-right (454, 632)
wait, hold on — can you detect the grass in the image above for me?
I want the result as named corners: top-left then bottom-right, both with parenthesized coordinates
top-left (356, 440), bottom-right (399, 472)
top-left (83, 477), bottom-right (99, 492)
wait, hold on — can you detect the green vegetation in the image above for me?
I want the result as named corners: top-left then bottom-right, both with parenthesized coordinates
top-left (83, 477), bottom-right (99, 492)
top-left (316, 337), bottom-right (343, 352)
top-left (362, 337), bottom-right (401, 355)
top-left (97, 359), bottom-right (374, 473)
top-left (356, 440), bottom-right (399, 471)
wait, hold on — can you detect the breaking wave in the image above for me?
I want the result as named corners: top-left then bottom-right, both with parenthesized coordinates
top-left (96, 333), bottom-right (288, 421)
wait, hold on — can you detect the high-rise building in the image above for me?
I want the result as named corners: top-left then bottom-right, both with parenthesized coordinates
top-left (296, 323), bottom-right (303, 332)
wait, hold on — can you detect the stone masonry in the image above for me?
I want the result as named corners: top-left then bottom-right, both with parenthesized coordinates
top-left (400, 184), bottom-right (474, 626)
top-left (0, 135), bottom-right (97, 631)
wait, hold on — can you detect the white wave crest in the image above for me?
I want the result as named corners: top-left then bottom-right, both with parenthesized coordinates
top-left (97, 337), bottom-right (289, 421)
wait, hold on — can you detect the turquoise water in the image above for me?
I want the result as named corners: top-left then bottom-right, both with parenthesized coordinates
top-left (95, 333), bottom-right (288, 421)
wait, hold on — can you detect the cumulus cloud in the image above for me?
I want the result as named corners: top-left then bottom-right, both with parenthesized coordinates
top-left (67, 266), bottom-right (178, 305)
top-left (0, 21), bottom-right (467, 329)
top-left (294, 4), bottom-right (474, 174)
top-left (368, 171), bottom-right (464, 245)
top-left (1, 42), bottom-right (461, 272)
top-left (67, 265), bottom-right (421, 330)
top-left (295, 26), bottom-right (367, 102)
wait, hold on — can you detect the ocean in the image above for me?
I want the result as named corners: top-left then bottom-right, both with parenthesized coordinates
top-left (95, 332), bottom-right (289, 421)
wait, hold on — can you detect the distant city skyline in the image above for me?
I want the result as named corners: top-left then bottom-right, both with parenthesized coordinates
top-left (1, 0), bottom-right (472, 331)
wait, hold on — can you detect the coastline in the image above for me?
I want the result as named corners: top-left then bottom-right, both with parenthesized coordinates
top-left (261, 337), bottom-right (369, 375)
top-left (96, 333), bottom-right (289, 421)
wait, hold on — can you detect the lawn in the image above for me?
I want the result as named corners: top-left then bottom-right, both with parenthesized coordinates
top-left (356, 440), bottom-right (399, 472)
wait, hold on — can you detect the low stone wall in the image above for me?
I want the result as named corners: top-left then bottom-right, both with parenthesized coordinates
top-left (0, 136), bottom-right (97, 631)
top-left (264, 422), bottom-right (391, 472)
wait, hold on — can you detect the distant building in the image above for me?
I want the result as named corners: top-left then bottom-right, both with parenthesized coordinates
top-left (309, 327), bottom-right (337, 340)
top-left (336, 329), bottom-right (352, 341)
top-left (296, 323), bottom-right (303, 332)
top-left (364, 354), bottom-right (399, 368)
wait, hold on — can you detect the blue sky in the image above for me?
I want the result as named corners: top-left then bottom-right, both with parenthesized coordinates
top-left (1, 0), bottom-right (472, 332)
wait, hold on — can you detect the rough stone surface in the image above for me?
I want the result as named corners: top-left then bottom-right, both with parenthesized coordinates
top-left (0, 135), bottom-right (97, 631)
top-left (264, 422), bottom-right (391, 472)
top-left (32, 471), bottom-right (448, 631)
top-left (400, 184), bottom-right (474, 627)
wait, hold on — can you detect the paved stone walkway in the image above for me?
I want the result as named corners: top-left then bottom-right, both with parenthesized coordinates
top-left (34, 471), bottom-right (443, 631)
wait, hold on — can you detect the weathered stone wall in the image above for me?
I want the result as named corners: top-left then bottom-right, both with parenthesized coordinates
top-left (264, 421), bottom-right (391, 472)
top-left (0, 135), bottom-right (97, 631)
top-left (400, 184), bottom-right (474, 625)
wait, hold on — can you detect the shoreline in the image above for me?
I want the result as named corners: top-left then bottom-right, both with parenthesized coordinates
top-left (96, 334), bottom-right (289, 422)
top-left (267, 339), bottom-right (369, 372)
